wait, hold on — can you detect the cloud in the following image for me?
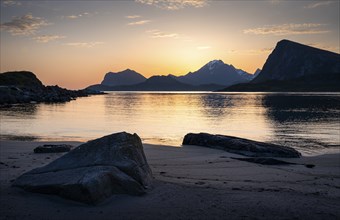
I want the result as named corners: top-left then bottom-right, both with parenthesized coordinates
top-left (127, 20), bottom-right (151, 25)
top-left (126, 15), bottom-right (141, 19)
top-left (243, 23), bottom-right (329, 36)
top-left (64, 41), bottom-right (104, 48)
top-left (227, 48), bottom-right (274, 55)
top-left (197, 46), bottom-right (211, 50)
top-left (0, 14), bottom-right (49, 36)
top-left (33, 35), bottom-right (66, 43)
top-left (147, 29), bottom-right (179, 38)
top-left (2, 0), bottom-right (21, 7)
top-left (135, 0), bottom-right (208, 10)
top-left (65, 12), bottom-right (90, 19)
top-left (306, 43), bottom-right (339, 52)
top-left (305, 1), bottom-right (333, 9)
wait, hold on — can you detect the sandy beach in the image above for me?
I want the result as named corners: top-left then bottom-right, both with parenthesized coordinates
top-left (0, 140), bottom-right (339, 220)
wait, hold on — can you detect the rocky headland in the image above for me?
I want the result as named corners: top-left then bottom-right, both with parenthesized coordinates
top-left (0, 71), bottom-right (103, 105)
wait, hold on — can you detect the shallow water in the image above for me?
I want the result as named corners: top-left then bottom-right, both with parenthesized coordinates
top-left (1, 92), bottom-right (339, 155)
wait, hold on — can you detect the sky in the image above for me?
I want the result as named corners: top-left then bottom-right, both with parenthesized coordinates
top-left (0, 0), bottom-right (339, 89)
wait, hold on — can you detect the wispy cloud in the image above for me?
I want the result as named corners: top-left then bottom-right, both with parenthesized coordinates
top-left (64, 41), bottom-right (104, 48)
top-left (147, 29), bottom-right (179, 38)
top-left (304, 1), bottom-right (333, 9)
top-left (127, 20), bottom-right (151, 25)
top-left (33, 35), bottom-right (66, 43)
top-left (227, 48), bottom-right (273, 55)
top-left (2, 0), bottom-right (21, 7)
top-left (65, 12), bottom-right (90, 19)
top-left (244, 23), bottom-right (329, 36)
top-left (307, 43), bottom-right (339, 52)
top-left (0, 14), bottom-right (49, 36)
top-left (126, 15), bottom-right (141, 19)
top-left (197, 46), bottom-right (211, 50)
top-left (135, 0), bottom-right (208, 10)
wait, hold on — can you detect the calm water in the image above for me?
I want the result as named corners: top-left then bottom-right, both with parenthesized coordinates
top-left (1, 92), bottom-right (339, 155)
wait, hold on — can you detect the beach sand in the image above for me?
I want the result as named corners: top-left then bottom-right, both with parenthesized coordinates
top-left (0, 140), bottom-right (339, 219)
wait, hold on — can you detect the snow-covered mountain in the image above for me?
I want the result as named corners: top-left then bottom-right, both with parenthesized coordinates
top-left (176, 60), bottom-right (253, 86)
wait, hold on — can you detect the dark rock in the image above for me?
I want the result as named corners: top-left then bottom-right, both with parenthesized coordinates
top-left (13, 132), bottom-right (153, 204)
top-left (33, 144), bottom-right (73, 153)
top-left (0, 71), bottom-right (104, 105)
top-left (182, 133), bottom-right (301, 158)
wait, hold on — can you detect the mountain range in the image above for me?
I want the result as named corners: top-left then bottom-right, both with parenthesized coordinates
top-left (222, 40), bottom-right (340, 91)
top-left (87, 60), bottom-right (255, 91)
top-left (87, 39), bottom-right (339, 92)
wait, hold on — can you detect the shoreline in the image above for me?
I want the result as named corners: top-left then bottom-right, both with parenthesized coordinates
top-left (0, 137), bottom-right (338, 157)
top-left (1, 140), bottom-right (339, 219)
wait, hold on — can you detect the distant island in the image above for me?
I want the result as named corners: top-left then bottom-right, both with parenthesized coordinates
top-left (86, 39), bottom-right (339, 92)
top-left (87, 60), bottom-right (256, 91)
top-left (0, 71), bottom-right (103, 105)
top-left (221, 40), bottom-right (340, 92)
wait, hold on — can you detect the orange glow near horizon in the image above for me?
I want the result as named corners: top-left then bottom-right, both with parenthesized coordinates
top-left (1, 0), bottom-right (339, 89)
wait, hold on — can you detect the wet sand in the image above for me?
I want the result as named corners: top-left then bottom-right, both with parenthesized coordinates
top-left (0, 140), bottom-right (339, 219)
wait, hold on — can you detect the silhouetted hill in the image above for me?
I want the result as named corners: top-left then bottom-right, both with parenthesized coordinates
top-left (220, 40), bottom-right (340, 92)
top-left (253, 39), bottom-right (340, 83)
top-left (87, 75), bottom-right (225, 91)
top-left (177, 60), bottom-right (251, 86)
top-left (101, 69), bottom-right (146, 86)
top-left (0, 71), bottom-right (101, 104)
top-left (0, 71), bottom-right (44, 90)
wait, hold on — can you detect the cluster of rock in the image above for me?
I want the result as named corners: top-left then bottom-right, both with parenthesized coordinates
top-left (33, 144), bottom-right (73, 153)
top-left (13, 132), bottom-right (153, 204)
top-left (0, 71), bottom-right (103, 105)
top-left (183, 132), bottom-right (301, 158)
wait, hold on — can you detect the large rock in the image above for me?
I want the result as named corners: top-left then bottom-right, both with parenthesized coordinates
top-left (182, 133), bottom-right (301, 158)
top-left (13, 132), bottom-right (153, 204)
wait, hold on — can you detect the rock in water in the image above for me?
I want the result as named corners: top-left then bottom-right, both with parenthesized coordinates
top-left (33, 144), bottom-right (73, 153)
top-left (182, 133), bottom-right (301, 158)
top-left (13, 132), bottom-right (153, 204)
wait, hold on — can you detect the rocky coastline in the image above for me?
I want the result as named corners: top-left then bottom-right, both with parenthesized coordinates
top-left (0, 71), bottom-right (104, 105)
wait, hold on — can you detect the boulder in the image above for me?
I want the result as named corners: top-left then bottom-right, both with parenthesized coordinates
top-left (13, 132), bottom-right (153, 204)
top-left (182, 133), bottom-right (301, 158)
top-left (33, 144), bottom-right (73, 153)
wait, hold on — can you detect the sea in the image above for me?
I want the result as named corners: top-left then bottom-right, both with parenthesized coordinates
top-left (1, 92), bottom-right (339, 156)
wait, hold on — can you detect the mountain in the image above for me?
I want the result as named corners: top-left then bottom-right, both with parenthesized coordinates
top-left (234, 66), bottom-right (256, 81)
top-left (177, 60), bottom-right (251, 86)
top-left (88, 75), bottom-right (225, 91)
top-left (253, 68), bottom-right (261, 77)
top-left (252, 39), bottom-right (340, 83)
top-left (221, 40), bottom-right (340, 92)
top-left (101, 69), bottom-right (146, 86)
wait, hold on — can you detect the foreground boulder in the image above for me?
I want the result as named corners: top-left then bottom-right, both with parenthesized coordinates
top-left (34, 144), bottom-right (73, 153)
top-left (13, 132), bottom-right (153, 204)
top-left (183, 133), bottom-right (301, 158)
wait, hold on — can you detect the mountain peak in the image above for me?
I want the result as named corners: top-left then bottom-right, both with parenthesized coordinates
top-left (207, 59), bottom-right (224, 68)
top-left (101, 69), bottom-right (146, 86)
top-left (252, 39), bottom-right (340, 83)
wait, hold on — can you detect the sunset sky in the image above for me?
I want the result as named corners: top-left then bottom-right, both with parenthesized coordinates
top-left (1, 0), bottom-right (339, 89)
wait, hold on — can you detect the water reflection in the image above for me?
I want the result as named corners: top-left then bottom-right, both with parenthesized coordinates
top-left (263, 94), bottom-right (340, 123)
top-left (199, 94), bottom-right (232, 118)
top-left (1, 92), bottom-right (339, 155)
top-left (0, 104), bottom-right (38, 119)
top-left (262, 93), bottom-right (340, 153)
